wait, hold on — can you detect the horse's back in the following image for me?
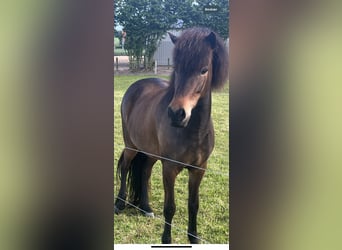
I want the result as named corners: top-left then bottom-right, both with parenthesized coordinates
top-left (125, 78), bottom-right (168, 95)
top-left (121, 78), bottom-right (169, 113)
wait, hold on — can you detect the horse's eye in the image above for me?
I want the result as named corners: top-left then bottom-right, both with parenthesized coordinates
top-left (200, 67), bottom-right (208, 75)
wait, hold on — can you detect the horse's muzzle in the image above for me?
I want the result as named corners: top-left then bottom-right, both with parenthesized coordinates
top-left (167, 107), bottom-right (188, 127)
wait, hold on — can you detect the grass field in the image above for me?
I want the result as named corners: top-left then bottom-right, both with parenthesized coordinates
top-left (114, 75), bottom-right (229, 244)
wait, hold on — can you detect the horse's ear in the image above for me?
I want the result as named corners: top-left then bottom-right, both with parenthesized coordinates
top-left (168, 32), bottom-right (178, 44)
top-left (205, 32), bottom-right (216, 49)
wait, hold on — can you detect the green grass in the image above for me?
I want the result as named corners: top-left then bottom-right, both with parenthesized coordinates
top-left (114, 75), bottom-right (229, 244)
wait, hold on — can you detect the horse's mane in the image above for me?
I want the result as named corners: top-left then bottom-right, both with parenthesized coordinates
top-left (170, 27), bottom-right (229, 90)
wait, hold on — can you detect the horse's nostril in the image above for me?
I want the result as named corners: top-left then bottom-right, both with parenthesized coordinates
top-left (168, 107), bottom-right (186, 125)
top-left (167, 107), bottom-right (186, 121)
top-left (176, 109), bottom-right (186, 120)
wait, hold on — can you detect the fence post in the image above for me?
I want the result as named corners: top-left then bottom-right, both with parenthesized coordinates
top-left (154, 60), bottom-right (157, 75)
top-left (116, 57), bottom-right (118, 71)
top-left (168, 58), bottom-right (170, 69)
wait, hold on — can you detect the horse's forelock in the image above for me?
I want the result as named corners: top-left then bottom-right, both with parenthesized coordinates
top-left (172, 28), bottom-right (228, 89)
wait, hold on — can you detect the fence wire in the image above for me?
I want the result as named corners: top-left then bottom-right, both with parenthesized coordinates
top-left (114, 145), bottom-right (228, 244)
top-left (114, 196), bottom-right (209, 244)
top-left (123, 146), bottom-right (229, 177)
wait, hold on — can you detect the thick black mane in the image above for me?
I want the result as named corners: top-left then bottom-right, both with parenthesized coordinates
top-left (170, 27), bottom-right (229, 90)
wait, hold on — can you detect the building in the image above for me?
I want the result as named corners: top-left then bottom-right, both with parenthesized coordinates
top-left (153, 30), bottom-right (181, 66)
top-left (154, 30), bottom-right (229, 67)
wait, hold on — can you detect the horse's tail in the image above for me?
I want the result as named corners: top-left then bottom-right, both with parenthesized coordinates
top-left (127, 152), bottom-right (148, 206)
top-left (116, 152), bottom-right (125, 182)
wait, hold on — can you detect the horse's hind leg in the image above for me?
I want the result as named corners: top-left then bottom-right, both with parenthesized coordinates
top-left (139, 156), bottom-right (157, 217)
top-left (114, 149), bottom-right (136, 214)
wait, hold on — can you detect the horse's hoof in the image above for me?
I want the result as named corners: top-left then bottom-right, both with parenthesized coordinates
top-left (114, 205), bottom-right (124, 214)
top-left (144, 211), bottom-right (154, 218)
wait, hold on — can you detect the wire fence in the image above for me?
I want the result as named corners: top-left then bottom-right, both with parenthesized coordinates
top-left (123, 146), bottom-right (229, 177)
top-left (114, 196), bottom-right (209, 244)
top-left (114, 145), bottom-right (228, 244)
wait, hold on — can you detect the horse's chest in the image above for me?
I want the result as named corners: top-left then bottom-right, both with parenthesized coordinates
top-left (162, 131), bottom-right (213, 166)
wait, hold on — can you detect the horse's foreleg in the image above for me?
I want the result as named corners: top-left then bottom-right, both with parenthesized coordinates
top-left (187, 168), bottom-right (205, 244)
top-left (114, 150), bottom-right (136, 214)
top-left (161, 163), bottom-right (181, 244)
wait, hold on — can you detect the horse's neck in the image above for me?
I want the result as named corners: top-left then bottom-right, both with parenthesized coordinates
top-left (188, 90), bottom-right (212, 133)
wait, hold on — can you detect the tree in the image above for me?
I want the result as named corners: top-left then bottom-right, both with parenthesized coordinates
top-left (115, 0), bottom-right (183, 70)
top-left (114, 0), bottom-right (229, 71)
top-left (184, 0), bottom-right (229, 39)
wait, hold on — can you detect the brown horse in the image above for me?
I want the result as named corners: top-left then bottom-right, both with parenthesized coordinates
top-left (114, 27), bottom-right (229, 244)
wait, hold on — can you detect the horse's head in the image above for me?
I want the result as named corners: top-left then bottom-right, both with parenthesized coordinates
top-left (167, 28), bottom-right (228, 128)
